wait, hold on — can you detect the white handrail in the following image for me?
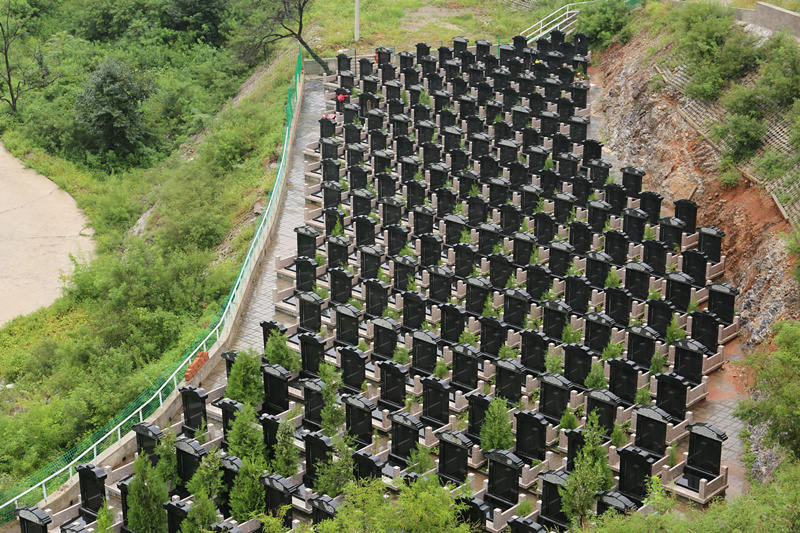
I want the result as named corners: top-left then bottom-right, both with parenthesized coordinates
top-left (0, 54), bottom-right (303, 517)
top-left (521, 0), bottom-right (598, 42)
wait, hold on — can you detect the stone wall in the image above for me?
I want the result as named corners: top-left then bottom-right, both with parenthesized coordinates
top-left (733, 2), bottom-right (800, 38)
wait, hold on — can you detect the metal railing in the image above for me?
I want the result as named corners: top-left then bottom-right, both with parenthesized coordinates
top-left (0, 45), bottom-right (304, 522)
top-left (521, 0), bottom-right (598, 42)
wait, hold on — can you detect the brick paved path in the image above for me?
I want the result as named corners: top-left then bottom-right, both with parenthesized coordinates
top-left (229, 77), bottom-right (326, 352)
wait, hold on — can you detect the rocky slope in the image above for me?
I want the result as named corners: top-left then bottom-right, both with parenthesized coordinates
top-left (594, 31), bottom-right (800, 345)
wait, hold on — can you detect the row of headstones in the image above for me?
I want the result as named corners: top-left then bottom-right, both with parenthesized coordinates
top-left (332, 34), bottom-right (590, 119)
top-left (174, 346), bottom-right (727, 533)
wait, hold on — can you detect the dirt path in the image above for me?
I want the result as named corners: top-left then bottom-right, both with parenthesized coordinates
top-left (0, 143), bottom-right (94, 326)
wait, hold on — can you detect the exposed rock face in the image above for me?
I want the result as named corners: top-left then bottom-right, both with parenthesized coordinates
top-left (594, 33), bottom-right (799, 346)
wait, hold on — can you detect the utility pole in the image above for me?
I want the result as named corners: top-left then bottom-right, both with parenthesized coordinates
top-left (355, 0), bottom-right (360, 41)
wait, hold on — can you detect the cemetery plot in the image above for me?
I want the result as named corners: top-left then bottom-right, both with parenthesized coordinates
top-left (38, 34), bottom-right (742, 533)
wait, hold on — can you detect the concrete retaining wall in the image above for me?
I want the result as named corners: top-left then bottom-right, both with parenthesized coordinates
top-left (733, 2), bottom-right (800, 38)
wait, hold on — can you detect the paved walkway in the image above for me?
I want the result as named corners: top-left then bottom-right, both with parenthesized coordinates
top-left (228, 78), bottom-right (326, 352)
top-left (0, 144), bottom-right (94, 325)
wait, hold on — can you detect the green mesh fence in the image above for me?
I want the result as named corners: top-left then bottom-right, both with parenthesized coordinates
top-left (0, 45), bottom-right (304, 524)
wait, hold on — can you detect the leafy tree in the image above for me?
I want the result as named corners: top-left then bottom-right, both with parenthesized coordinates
top-left (712, 113), bottom-right (765, 164)
top-left (127, 454), bottom-right (169, 533)
top-left (562, 323), bottom-right (582, 344)
top-left (182, 449), bottom-right (223, 533)
top-left (604, 269), bottom-right (621, 288)
top-left (406, 443), bottom-right (434, 474)
top-left (264, 330), bottom-right (301, 373)
top-left (73, 57), bottom-right (155, 159)
top-left (584, 361), bottom-right (608, 390)
top-left (269, 415), bottom-right (299, 478)
top-left (95, 498), bottom-right (114, 533)
top-left (665, 316), bottom-right (686, 345)
top-left (736, 321), bottom-right (800, 457)
top-left (545, 348), bottom-right (563, 375)
top-left (162, 0), bottom-right (226, 46)
top-left (634, 386), bottom-right (652, 406)
top-left (559, 408), bottom-right (579, 430)
top-left (228, 403), bottom-right (266, 462)
top-left (314, 436), bottom-right (354, 497)
top-left (559, 411), bottom-right (614, 527)
top-left (154, 429), bottom-right (179, 491)
top-left (610, 422), bottom-right (628, 448)
top-left (392, 345), bottom-right (410, 364)
top-left (576, 0), bottom-right (632, 49)
top-left (226, 348), bottom-right (264, 408)
top-left (0, 0), bottom-right (57, 113)
top-left (239, 0), bottom-right (331, 73)
top-left (229, 455), bottom-right (267, 522)
top-left (433, 357), bottom-right (449, 378)
top-left (649, 352), bottom-right (668, 375)
top-left (319, 362), bottom-right (345, 437)
top-left (480, 397), bottom-right (514, 452)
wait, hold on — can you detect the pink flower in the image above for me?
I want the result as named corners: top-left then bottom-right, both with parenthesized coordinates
top-left (337, 94), bottom-right (347, 102)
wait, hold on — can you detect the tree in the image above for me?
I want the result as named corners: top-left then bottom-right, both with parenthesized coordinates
top-left (154, 429), bottom-right (180, 490)
top-left (584, 361), bottom-right (608, 390)
top-left (73, 57), bottom-right (154, 159)
top-left (226, 349), bottom-right (264, 408)
top-left (181, 449), bottom-right (223, 533)
top-left (229, 455), bottom-right (267, 522)
top-left (264, 330), bottom-right (301, 373)
top-left (95, 498), bottom-right (114, 533)
top-left (480, 397), bottom-right (514, 453)
top-left (240, 0), bottom-right (331, 74)
top-left (269, 414), bottom-right (299, 478)
top-left (314, 436), bottom-right (354, 497)
top-left (127, 453), bottom-right (169, 533)
top-left (162, 0), bottom-right (226, 46)
top-left (406, 443), bottom-right (434, 474)
top-left (0, 0), bottom-right (56, 113)
top-left (736, 321), bottom-right (800, 457)
top-left (559, 411), bottom-right (614, 527)
top-left (319, 362), bottom-right (345, 437)
top-left (228, 403), bottom-right (266, 462)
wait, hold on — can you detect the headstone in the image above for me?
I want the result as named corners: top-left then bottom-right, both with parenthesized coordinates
top-left (585, 311), bottom-right (615, 353)
top-left (655, 372), bottom-right (691, 421)
top-left (412, 329), bottom-right (440, 376)
top-left (164, 500), bottom-right (190, 533)
top-left (608, 358), bottom-right (639, 407)
top-left (262, 363), bottom-right (292, 415)
top-left (133, 422), bottom-right (164, 468)
top-left (212, 397), bottom-right (242, 451)
top-left (343, 394), bottom-right (377, 449)
top-left (585, 250), bottom-right (613, 289)
top-left (697, 226), bottom-right (725, 264)
top-left (538, 373), bottom-right (572, 424)
top-left (440, 303), bottom-right (467, 343)
top-left (175, 436), bottom-right (207, 493)
top-left (665, 271), bottom-right (695, 312)
top-left (298, 291), bottom-right (324, 334)
top-left (389, 411), bottom-right (424, 466)
top-left (302, 378), bottom-right (325, 431)
top-left (466, 392), bottom-right (493, 444)
top-left (495, 357), bottom-right (527, 403)
top-left (586, 389), bottom-right (623, 435)
top-left (379, 360), bottom-right (409, 412)
top-left (485, 450), bottom-right (524, 511)
top-left (76, 464), bottom-right (106, 520)
top-left (340, 345), bottom-right (367, 394)
top-left (617, 445), bottom-right (659, 505)
top-left (515, 410), bottom-right (549, 463)
top-left (334, 303), bottom-right (362, 347)
top-left (646, 298), bottom-right (676, 339)
top-left (626, 324), bottom-right (659, 371)
top-left (563, 343), bottom-right (593, 388)
top-left (421, 376), bottom-right (452, 429)
top-left (538, 470), bottom-right (569, 530)
top-left (364, 278), bottom-right (390, 319)
top-left (261, 474), bottom-right (298, 529)
top-left (373, 316), bottom-right (400, 360)
top-left (303, 431), bottom-right (334, 488)
top-left (179, 385), bottom-right (208, 439)
top-left (707, 282), bottom-right (738, 326)
top-left (16, 507), bottom-right (52, 533)
top-left (451, 343), bottom-right (480, 392)
top-left (437, 429), bottom-right (473, 485)
top-left (673, 337), bottom-right (709, 386)
top-left (605, 286), bottom-right (633, 326)
top-left (520, 329), bottom-right (549, 374)
top-left (542, 300), bottom-right (572, 341)
top-left (624, 261), bottom-right (653, 300)
top-left (674, 423), bottom-right (727, 492)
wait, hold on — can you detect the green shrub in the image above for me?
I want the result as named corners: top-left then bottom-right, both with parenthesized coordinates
top-left (602, 341), bottom-right (624, 361)
top-left (635, 386), bottom-right (652, 406)
top-left (562, 323), bottom-right (582, 344)
top-left (712, 113), bottom-right (765, 163)
top-left (577, 0), bottom-right (632, 50)
top-left (264, 331), bottom-right (301, 373)
top-left (584, 361), bottom-right (608, 390)
top-left (611, 422), bottom-right (628, 448)
top-left (559, 408), bottom-right (579, 430)
top-left (480, 397), bottom-right (515, 452)
top-left (650, 352), bottom-right (669, 375)
top-left (406, 444), bottom-right (435, 474)
top-left (545, 348), bottom-right (563, 374)
top-left (393, 345), bottom-right (410, 365)
top-left (226, 348), bottom-right (264, 408)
